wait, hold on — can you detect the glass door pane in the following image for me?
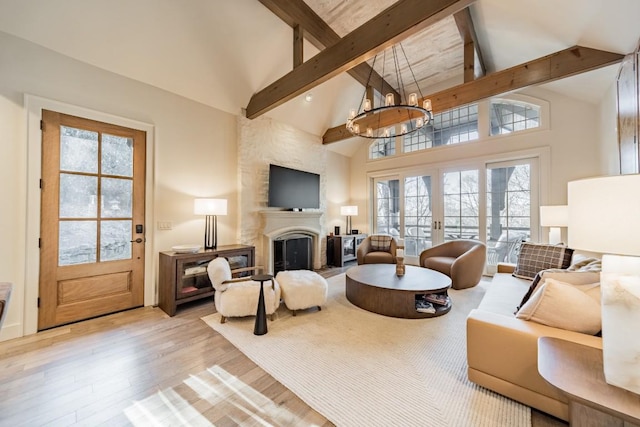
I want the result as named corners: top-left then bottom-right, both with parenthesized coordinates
top-left (404, 175), bottom-right (433, 257)
top-left (486, 163), bottom-right (532, 266)
top-left (374, 178), bottom-right (400, 237)
top-left (443, 170), bottom-right (479, 242)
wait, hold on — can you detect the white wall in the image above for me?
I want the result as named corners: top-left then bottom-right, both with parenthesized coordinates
top-left (599, 81), bottom-right (622, 175)
top-left (0, 31), bottom-right (240, 340)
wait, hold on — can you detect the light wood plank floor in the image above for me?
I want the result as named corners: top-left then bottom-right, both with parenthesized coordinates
top-left (0, 265), bottom-right (566, 426)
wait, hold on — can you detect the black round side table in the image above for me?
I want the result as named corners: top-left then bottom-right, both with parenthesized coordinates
top-left (252, 274), bottom-right (273, 336)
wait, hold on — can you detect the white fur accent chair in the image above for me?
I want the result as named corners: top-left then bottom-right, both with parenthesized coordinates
top-left (275, 270), bottom-right (328, 315)
top-left (207, 257), bottom-right (281, 324)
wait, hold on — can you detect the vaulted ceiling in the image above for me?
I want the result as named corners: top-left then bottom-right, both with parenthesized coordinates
top-left (0, 0), bottom-right (639, 156)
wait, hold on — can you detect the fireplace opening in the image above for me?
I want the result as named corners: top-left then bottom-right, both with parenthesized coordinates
top-left (273, 234), bottom-right (312, 274)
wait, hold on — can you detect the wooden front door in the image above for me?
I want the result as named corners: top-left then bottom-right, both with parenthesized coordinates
top-left (39, 110), bottom-right (146, 330)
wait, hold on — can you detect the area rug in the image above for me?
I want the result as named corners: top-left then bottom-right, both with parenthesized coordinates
top-left (202, 274), bottom-right (530, 426)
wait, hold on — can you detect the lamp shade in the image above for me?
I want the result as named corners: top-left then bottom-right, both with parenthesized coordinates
top-left (194, 198), bottom-right (227, 216)
top-left (539, 205), bottom-right (568, 227)
top-left (340, 205), bottom-right (358, 216)
top-left (568, 175), bottom-right (640, 256)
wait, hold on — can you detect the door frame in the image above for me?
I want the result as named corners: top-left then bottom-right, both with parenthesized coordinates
top-left (24, 95), bottom-right (156, 336)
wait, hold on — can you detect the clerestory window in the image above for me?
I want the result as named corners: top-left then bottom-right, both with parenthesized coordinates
top-left (490, 99), bottom-right (540, 135)
top-left (403, 103), bottom-right (479, 154)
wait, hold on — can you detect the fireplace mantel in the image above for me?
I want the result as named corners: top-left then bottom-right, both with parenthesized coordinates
top-left (259, 210), bottom-right (323, 272)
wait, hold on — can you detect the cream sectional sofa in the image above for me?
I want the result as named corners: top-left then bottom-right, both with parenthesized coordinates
top-left (466, 263), bottom-right (602, 421)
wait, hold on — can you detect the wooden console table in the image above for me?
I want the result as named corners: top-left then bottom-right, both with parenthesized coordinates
top-left (158, 245), bottom-right (255, 316)
top-left (538, 337), bottom-right (640, 427)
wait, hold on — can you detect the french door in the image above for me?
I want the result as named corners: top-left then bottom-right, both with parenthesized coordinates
top-left (373, 158), bottom-right (537, 269)
top-left (39, 110), bottom-right (146, 330)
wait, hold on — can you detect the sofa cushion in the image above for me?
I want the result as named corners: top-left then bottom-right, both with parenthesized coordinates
top-left (515, 278), bottom-right (601, 335)
top-left (370, 234), bottom-right (393, 252)
top-left (513, 243), bottom-right (573, 279)
top-left (477, 272), bottom-right (532, 317)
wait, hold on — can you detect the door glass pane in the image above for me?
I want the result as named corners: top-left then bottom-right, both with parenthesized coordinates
top-left (59, 221), bottom-right (97, 265)
top-left (443, 170), bottom-right (479, 241)
top-left (486, 164), bottom-right (531, 265)
top-left (100, 220), bottom-right (132, 262)
top-left (102, 134), bottom-right (134, 177)
top-left (59, 174), bottom-right (97, 218)
top-left (101, 177), bottom-right (132, 218)
top-left (404, 175), bottom-right (432, 256)
top-left (60, 126), bottom-right (98, 173)
top-left (375, 179), bottom-right (400, 236)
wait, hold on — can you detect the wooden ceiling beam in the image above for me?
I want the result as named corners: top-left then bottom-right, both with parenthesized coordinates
top-left (323, 46), bottom-right (624, 144)
top-left (247, 0), bottom-right (475, 119)
top-left (293, 24), bottom-right (303, 68)
top-left (454, 7), bottom-right (486, 80)
top-left (258, 0), bottom-right (400, 101)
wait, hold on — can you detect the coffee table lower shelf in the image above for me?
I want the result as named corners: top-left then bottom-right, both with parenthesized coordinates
top-left (345, 264), bottom-right (452, 319)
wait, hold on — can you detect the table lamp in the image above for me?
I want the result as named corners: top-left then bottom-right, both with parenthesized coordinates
top-left (568, 174), bottom-right (640, 394)
top-left (340, 205), bottom-right (358, 234)
top-left (539, 205), bottom-right (568, 244)
top-left (194, 198), bottom-right (227, 250)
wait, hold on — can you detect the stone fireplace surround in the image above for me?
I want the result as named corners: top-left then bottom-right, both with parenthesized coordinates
top-left (259, 210), bottom-right (323, 274)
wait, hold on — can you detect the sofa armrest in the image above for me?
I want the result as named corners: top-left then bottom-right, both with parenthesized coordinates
top-left (467, 309), bottom-right (602, 402)
top-left (496, 262), bottom-right (516, 274)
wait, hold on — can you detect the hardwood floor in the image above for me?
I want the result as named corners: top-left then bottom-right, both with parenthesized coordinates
top-left (0, 264), bottom-right (566, 426)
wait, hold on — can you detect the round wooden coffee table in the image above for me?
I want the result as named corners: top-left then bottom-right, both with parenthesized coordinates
top-left (345, 264), bottom-right (452, 318)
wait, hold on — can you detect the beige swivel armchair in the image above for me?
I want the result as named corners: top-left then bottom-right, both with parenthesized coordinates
top-left (419, 239), bottom-right (486, 289)
top-left (207, 257), bottom-right (281, 323)
top-left (357, 234), bottom-right (398, 265)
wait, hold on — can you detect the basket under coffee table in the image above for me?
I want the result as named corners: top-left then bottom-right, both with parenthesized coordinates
top-left (345, 264), bottom-right (452, 319)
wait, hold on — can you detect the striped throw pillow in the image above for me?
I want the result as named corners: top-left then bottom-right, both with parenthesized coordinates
top-left (370, 235), bottom-right (393, 252)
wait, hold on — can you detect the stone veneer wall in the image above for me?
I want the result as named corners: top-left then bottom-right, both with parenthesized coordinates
top-left (237, 115), bottom-right (328, 268)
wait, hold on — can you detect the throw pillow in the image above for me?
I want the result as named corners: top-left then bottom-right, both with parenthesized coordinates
top-left (512, 242), bottom-right (574, 279)
top-left (515, 259), bottom-right (602, 312)
top-left (370, 235), bottom-right (393, 252)
top-left (515, 278), bottom-right (601, 335)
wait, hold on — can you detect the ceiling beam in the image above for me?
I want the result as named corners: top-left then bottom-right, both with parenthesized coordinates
top-left (247, 0), bottom-right (475, 119)
top-left (293, 24), bottom-right (303, 68)
top-left (323, 46), bottom-right (624, 144)
top-left (453, 7), bottom-right (486, 79)
top-left (258, 0), bottom-right (400, 101)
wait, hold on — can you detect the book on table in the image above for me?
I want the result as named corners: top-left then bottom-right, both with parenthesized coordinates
top-left (415, 299), bottom-right (436, 314)
top-left (424, 293), bottom-right (449, 306)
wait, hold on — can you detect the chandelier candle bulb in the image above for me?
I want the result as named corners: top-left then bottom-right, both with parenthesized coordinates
top-left (424, 99), bottom-right (432, 111)
top-left (348, 109), bottom-right (356, 120)
top-left (401, 124), bottom-right (407, 133)
top-left (352, 123), bottom-right (360, 134)
top-left (364, 99), bottom-right (372, 111)
top-left (416, 117), bottom-right (424, 127)
top-left (385, 93), bottom-right (395, 106)
top-left (408, 93), bottom-right (418, 106)
top-left (366, 127), bottom-right (373, 137)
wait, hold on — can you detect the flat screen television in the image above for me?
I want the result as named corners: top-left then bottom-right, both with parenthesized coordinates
top-left (268, 164), bottom-right (320, 209)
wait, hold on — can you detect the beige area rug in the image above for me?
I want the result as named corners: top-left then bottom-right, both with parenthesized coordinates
top-left (202, 274), bottom-right (530, 427)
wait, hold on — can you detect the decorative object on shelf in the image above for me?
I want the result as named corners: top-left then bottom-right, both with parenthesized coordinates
top-left (194, 198), bottom-right (227, 250)
top-left (568, 174), bottom-right (640, 394)
top-left (334, 226), bottom-right (340, 236)
top-left (396, 247), bottom-right (405, 276)
top-left (346, 43), bottom-right (433, 139)
top-left (340, 205), bottom-right (358, 234)
top-left (539, 205), bottom-right (568, 244)
top-left (171, 244), bottom-right (200, 254)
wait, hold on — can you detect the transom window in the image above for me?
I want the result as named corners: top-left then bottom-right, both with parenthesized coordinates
top-left (403, 103), bottom-right (479, 154)
top-left (490, 99), bottom-right (540, 135)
